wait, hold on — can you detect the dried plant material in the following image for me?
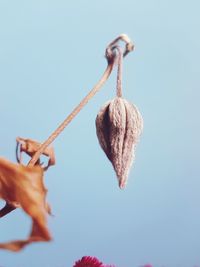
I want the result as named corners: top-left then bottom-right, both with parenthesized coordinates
top-left (16, 137), bottom-right (56, 170)
top-left (96, 97), bottom-right (143, 189)
top-left (0, 157), bottom-right (51, 251)
top-left (0, 137), bottom-right (56, 218)
top-left (0, 34), bottom-right (136, 252)
top-left (28, 34), bottom-right (134, 168)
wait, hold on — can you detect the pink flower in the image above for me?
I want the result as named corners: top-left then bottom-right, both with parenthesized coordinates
top-left (73, 256), bottom-right (104, 267)
top-left (73, 256), bottom-right (116, 267)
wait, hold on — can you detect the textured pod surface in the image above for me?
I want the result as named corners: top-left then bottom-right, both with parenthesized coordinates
top-left (96, 97), bottom-right (143, 188)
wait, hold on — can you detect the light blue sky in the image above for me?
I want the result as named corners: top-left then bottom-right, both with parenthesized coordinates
top-left (0, 1), bottom-right (200, 267)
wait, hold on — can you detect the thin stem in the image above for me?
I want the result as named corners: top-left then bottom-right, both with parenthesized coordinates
top-left (116, 47), bottom-right (123, 97)
top-left (28, 62), bottom-right (114, 167)
top-left (0, 204), bottom-right (16, 218)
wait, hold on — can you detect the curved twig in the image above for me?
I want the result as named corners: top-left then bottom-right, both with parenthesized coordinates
top-left (105, 33), bottom-right (134, 62)
top-left (28, 62), bottom-right (115, 167)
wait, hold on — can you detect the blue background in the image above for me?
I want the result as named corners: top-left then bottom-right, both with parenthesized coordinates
top-left (0, 0), bottom-right (200, 266)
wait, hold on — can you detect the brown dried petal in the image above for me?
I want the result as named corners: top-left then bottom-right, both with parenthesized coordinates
top-left (0, 157), bottom-right (51, 251)
top-left (96, 97), bottom-right (143, 188)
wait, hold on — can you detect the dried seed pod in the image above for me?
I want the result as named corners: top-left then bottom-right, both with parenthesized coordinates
top-left (96, 96), bottom-right (143, 189)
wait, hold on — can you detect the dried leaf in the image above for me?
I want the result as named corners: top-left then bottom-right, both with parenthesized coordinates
top-left (0, 157), bottom-right (51, 251)
top-left (16, 137), bottom-right (56, 170)
top-left (96, 96), bottom-right (143, 188)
